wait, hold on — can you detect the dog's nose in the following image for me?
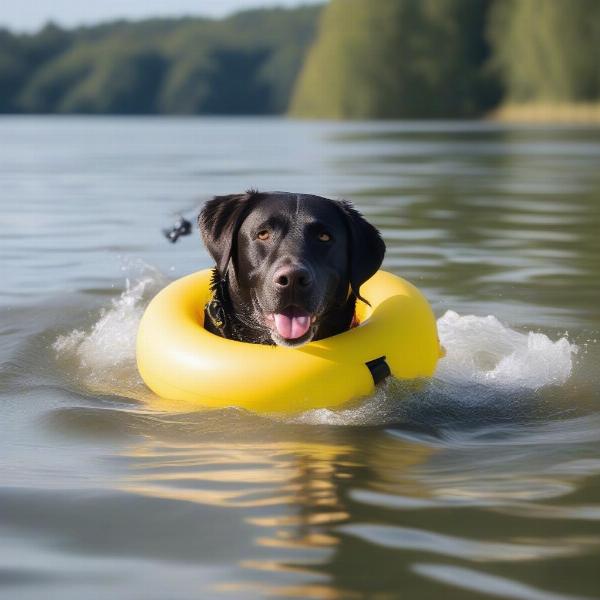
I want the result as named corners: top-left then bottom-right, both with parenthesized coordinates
top-left (273, 265), bottom-right (312, 289)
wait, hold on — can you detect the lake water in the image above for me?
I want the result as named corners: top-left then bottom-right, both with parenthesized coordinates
top-left (1, 117), bottom-right (599, 599)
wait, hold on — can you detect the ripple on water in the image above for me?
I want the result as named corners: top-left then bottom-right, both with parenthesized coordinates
top-left (412, 563), bottom-right (592, 600)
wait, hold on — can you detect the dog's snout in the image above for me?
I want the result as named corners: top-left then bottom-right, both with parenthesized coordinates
top-left (273, 265), bottom-right (312, 289)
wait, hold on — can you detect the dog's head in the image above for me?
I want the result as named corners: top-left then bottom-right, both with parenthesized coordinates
top-left (199, 190), bottom-right (385, 346)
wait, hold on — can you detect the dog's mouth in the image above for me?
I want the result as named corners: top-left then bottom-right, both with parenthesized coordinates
top-left (265, 306), bottom-right (316, 344)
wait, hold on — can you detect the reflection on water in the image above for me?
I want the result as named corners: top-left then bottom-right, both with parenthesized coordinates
top-left (120, 438), bottom-right (354, 597)
top-left (33, 403), bottom-right (598, 599)
top-left (1, 118), bottom-right (600, 599)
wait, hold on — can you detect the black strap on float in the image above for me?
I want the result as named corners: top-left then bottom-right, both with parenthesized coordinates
top-left (365, 356), bottom-right (391, 385)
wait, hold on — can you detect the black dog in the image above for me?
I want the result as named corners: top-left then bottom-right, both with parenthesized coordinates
top-left (199, 190), bottom-right (385, 347)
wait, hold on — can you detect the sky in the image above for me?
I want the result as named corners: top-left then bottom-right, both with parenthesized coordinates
top-left (1, 0), bottom-right (323, 33)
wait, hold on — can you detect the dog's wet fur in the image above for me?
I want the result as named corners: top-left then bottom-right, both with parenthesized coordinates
top-left (199, 190), bottom-right (385, 347)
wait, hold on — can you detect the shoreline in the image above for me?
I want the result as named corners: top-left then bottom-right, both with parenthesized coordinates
top-left (489, 103), bottom-right (600, 124)
top-left (2, 105), bottom-right (600, 124)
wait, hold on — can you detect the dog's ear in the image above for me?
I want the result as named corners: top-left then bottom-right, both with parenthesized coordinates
top-left (337, 200), bottom-right (386, 303)
top-left (199, 190), bottom-right (258, 276)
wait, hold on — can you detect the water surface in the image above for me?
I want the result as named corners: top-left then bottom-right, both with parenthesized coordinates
top-left (1, 117), bottom-right (599, 599)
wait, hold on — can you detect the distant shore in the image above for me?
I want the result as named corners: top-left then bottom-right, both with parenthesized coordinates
top-left (489, 103), bottom-right (600, 124)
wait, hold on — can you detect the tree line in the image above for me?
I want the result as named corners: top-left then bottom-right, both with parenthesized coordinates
top-left (1, 0), bottom-right (598, 118)
top-left (0, 7), bottom-right (319, 114)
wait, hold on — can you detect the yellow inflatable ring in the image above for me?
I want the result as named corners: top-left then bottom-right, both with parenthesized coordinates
top-left (136, 269), bottom-right (442, 413)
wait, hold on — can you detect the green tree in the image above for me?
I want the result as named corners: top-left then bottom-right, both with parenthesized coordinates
top-left (0, 30), bottom-right (28, 112)
top-left (158, 7), bottom-right (318, 114)
top-left (60, 47), bottom-right (168, 114)
top-left (0, 23), bottom-right (72, 112)
top-left (4, 6), bottom-right (320, 115)
top-left (291, 0), bottom-right (499, 119)
top-left (488, 0), bottom-right (600, 102)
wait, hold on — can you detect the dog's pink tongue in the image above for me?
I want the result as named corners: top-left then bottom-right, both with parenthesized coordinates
top-left (274, 309), bottom-right (311, 340)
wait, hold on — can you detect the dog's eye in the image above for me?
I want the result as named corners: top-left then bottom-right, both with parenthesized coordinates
top-left (318, 232), bottom-right (332, 242)
top-left (257, 230), bottom-right (270, 241)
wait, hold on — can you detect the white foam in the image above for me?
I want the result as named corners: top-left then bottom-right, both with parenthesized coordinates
top-left (290, 311), bottom-right (578, 425)
top-left (436, 310), bottom-right (577, 390)
top-left (53, 265), bottom-right (167, 398)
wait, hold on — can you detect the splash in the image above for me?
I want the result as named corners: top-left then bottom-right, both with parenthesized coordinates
top-left (292, 311), bottom-right (578, 425)
top-left (53, 266), bottom-right (167, 399)
top-left (436, 310), bottom-right (577, 390)
top-left (54, 272), bottom-right (578, 417)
